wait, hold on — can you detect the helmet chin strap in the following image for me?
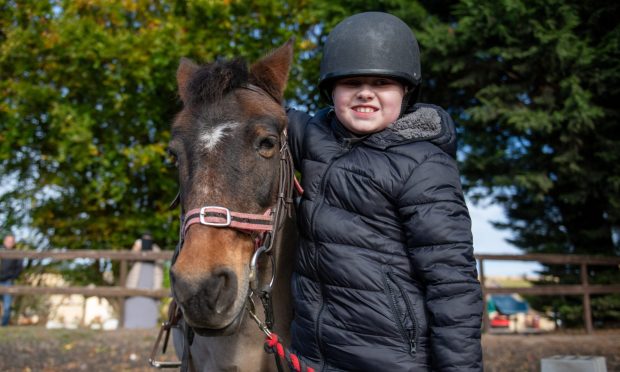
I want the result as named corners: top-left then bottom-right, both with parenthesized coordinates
top-left (399, 84), bottom-right (421, 118)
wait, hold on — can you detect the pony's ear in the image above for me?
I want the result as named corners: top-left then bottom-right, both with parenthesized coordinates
top-left (249, 38), bottom-right (294, 102)
top-left (177, 57), bottom-right (200, 103)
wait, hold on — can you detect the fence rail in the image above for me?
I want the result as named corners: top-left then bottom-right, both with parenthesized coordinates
top-left (1, 250), bottom-right (619, 332)
top-left (477, 253), bottom-right (620, 334)
top-left (0, 249), bottom-right (173, 298)
top-left (1, 285), bottom-right (169, 298)
top-left (0, 250), bottom-right (174, 324)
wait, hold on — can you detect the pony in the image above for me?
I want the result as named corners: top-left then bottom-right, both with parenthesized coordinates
top-left (163, 41), bottom-right (297, 371)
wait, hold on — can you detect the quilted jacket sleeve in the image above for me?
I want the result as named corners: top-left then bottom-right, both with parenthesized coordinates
top-left (398, 151), bottom-right (483, 371)
top-left (286, 108), bottom-right (312, 170)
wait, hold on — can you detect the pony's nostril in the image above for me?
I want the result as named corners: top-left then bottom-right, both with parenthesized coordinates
top-left (202, 268), bottom-right (237, 313)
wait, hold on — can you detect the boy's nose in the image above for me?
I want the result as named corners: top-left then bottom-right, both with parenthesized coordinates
top-left (356, 85), bottom-right (375, 100)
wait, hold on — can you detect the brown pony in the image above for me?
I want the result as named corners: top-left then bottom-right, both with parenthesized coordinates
top-left (166, 41), bottom-right (297, 371)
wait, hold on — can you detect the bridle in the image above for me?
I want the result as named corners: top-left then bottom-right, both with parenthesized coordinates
top-left (149, 84), bottom-right (300, 370)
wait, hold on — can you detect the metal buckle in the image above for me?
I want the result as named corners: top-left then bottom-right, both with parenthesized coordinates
top-left (246, 296), bottom-right (272, 337)
top-left (148, 321), bottom-right (182, 369)
top-left (199, 206), bottom-right (232, 227)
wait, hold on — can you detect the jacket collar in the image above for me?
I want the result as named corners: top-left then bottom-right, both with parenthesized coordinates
top-left (363, 103), bottom-right (457, 158)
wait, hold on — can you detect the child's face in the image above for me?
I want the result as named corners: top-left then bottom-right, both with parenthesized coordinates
top-left (332, 76), bottom-right (405, 135)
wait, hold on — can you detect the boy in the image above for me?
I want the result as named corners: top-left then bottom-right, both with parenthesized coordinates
top-left (286, 12), bottom-right (483, 371)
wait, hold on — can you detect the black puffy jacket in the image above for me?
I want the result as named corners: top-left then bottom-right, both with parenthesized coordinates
top-left (286, 104), bottom-right (483, 371)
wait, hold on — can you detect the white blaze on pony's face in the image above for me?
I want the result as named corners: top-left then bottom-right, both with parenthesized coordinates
top-left (199, 121), bottom-right (240, 152)
top-left (169, 41), bottom-right (293, 335)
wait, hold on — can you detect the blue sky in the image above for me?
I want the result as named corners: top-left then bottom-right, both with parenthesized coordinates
top-left (467, 198), bottom-right (543, 277)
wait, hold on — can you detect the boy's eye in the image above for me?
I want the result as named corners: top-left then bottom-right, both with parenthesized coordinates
top-left (374, 79), bottom-right (393, 86)
top-left (341, 79), bottom-right (361, 86)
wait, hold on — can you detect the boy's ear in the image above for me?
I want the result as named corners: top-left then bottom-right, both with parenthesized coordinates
top-left (177, 57), bottom-right (200, 103)
top-left (249, 38), bottom-right (294, 102)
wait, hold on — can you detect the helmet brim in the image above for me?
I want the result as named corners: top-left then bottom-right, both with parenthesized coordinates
top-left (318, 69), bottom-right (421, 104)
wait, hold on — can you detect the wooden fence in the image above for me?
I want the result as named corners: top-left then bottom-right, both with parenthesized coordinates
top-left (1, 250), bottom-right (619, 333)
top-left (0, 250), bottom-right (172, 325)
top-left (478, 254), bottom-right (620, 334)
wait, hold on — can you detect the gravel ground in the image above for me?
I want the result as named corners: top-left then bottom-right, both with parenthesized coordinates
top-left (483, 331), bottom-right (620, 371)
top-left (0, 327), bottom-right (619, 371)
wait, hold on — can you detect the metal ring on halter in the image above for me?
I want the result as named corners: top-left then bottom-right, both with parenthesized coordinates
top-left (249, 244), bottom-right (276, 292)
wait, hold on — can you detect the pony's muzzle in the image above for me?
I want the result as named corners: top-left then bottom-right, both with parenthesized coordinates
top-left (171, 267), bottom-right (239, 320)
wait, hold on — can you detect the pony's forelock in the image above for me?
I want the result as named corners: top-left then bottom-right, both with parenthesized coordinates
top-left (187, 58), bottom-right (249, 106)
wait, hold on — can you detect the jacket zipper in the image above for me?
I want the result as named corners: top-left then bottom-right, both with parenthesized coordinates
top-left (310, 138), bottom-right (357, 370)
top-left (314, 284), bottom-right (327, 371)
top-left (385, 271), bottom-right (418, 354)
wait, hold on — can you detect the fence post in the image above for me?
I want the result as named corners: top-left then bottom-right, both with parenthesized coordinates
top-left (581, 262), bottom-right (593, 334)
top-left (119, 259), bottom-right (128, 327)
top-left (479, 258), bottom-right (489, 333)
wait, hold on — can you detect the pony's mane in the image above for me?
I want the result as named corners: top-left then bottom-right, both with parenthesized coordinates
top-left (187, 58), bottom-right (249, 106)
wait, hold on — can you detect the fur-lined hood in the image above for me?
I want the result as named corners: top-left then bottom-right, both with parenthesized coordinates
top-left (331, 103), bottom-right (458, 158)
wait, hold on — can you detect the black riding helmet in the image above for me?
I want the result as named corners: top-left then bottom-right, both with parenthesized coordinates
top-left (319, 12), bottom-right (422, 111)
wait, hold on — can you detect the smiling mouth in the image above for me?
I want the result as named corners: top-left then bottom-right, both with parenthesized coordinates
top-left (352, 106), bottom-right (378, 113)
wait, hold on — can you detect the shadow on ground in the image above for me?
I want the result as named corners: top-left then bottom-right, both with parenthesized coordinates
top-left (0, 327), bottom-right (619, 371)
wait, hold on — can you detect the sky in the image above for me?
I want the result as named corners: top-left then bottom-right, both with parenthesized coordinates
top-left (467, 198), bottom-right (543, 277)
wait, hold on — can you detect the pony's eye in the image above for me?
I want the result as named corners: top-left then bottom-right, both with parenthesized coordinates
top-left (256, 136), bottom-right (278, 158)
top-left (259, 138), bottom-right (276, 150)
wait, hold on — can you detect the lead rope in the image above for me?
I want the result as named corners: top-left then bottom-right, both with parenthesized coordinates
top-left (264, 334), bottom-right (315, 372)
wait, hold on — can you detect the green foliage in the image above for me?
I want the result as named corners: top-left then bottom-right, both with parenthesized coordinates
top-left (0, 0), bottom-right (323, 252)
top-left (417, 0), bottom-right (620, 326)
top-left (0, 0), bottom-right (437, 282)
top-left (420, 0), bottom-right (620, 258)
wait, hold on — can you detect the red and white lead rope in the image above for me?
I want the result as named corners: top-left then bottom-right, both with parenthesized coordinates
top-left (264, 333), bottom-right (316, 372)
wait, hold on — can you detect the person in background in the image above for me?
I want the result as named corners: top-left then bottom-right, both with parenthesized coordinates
top-left (1, 233), bottom-right (23, 326)
top-left (286, 12), bottom-right (482, 371)
top-left (123, 231), bottom-right (163, 328)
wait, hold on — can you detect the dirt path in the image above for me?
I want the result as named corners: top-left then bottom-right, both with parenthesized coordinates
top-left (1, 327), bottom-right (619, 371)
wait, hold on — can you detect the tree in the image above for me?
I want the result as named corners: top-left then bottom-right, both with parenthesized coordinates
top-left (0, 0), bottom-right (324, 254)
top-left (417, 0), bottom-right (620, 325)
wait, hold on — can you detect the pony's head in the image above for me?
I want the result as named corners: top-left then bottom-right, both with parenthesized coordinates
top-left (169, 41), bottom-right (293, 335)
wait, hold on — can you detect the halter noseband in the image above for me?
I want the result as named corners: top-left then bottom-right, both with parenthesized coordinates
top-left (182, 206), bottom-right (273, 237)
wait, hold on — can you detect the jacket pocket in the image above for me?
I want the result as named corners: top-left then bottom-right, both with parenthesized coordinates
top-left (383, 269), bottom-right (418, 354)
